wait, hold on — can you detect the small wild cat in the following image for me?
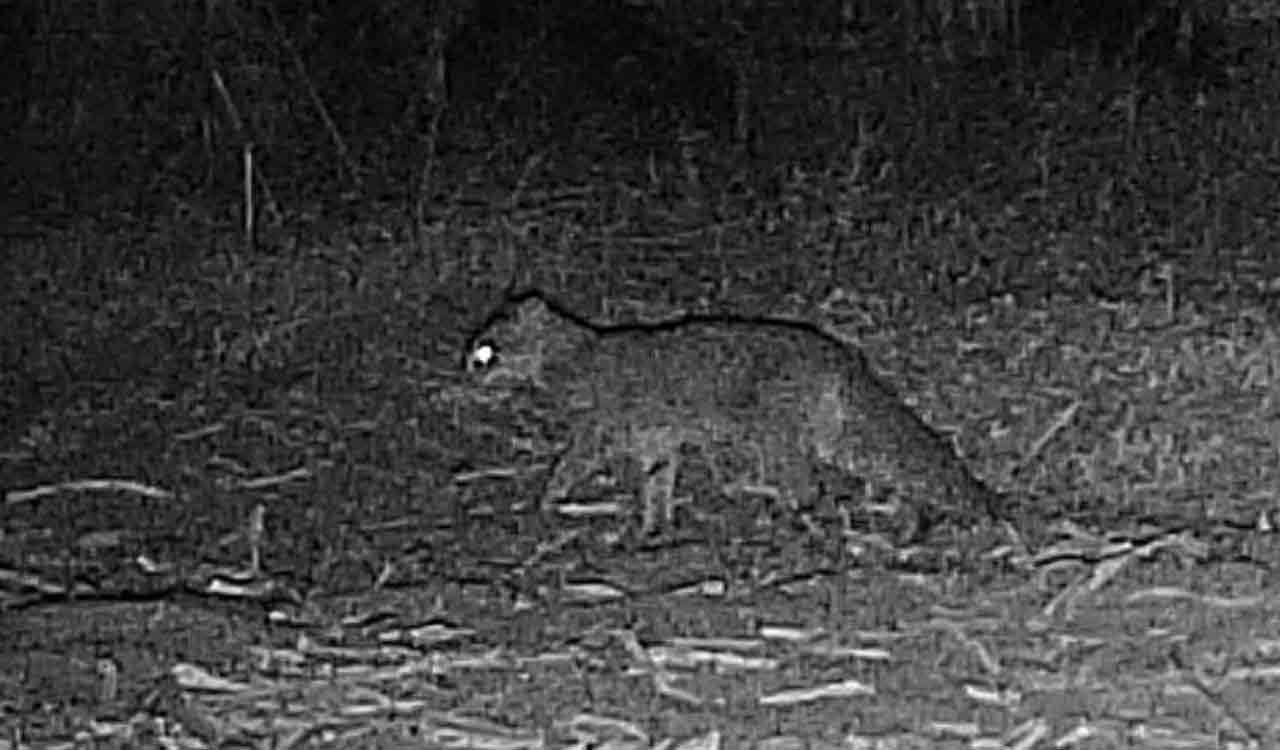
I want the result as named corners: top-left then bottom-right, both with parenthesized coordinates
top-left (465, 292), bottom-right (1002, 541)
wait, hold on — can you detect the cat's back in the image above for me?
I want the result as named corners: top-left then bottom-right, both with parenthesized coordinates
top-left (562, 315), bottom-right (868, 412)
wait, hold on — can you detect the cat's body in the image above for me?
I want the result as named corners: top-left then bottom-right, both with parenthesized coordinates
top-left (467, 293), bottom-right (1002, 540)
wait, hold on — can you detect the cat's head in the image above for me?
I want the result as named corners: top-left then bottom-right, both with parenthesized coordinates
top-left (464, 292), bottom-right (593, 388)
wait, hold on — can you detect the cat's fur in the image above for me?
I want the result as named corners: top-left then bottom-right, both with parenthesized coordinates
top-left (466, 292), bottom-right (1002, 539)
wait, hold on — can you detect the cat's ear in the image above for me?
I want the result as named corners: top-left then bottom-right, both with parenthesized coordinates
top-left (512, 292), bottom-right (554, 326)
top-left (506, 291), bottom-right (591, 340)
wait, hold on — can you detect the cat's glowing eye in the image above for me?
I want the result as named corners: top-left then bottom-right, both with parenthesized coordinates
top-left (466, 343), bottom-right (498, 372)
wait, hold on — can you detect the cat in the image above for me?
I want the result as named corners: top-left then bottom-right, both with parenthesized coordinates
top-left (465, 291), bottom-right (1004, 541)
